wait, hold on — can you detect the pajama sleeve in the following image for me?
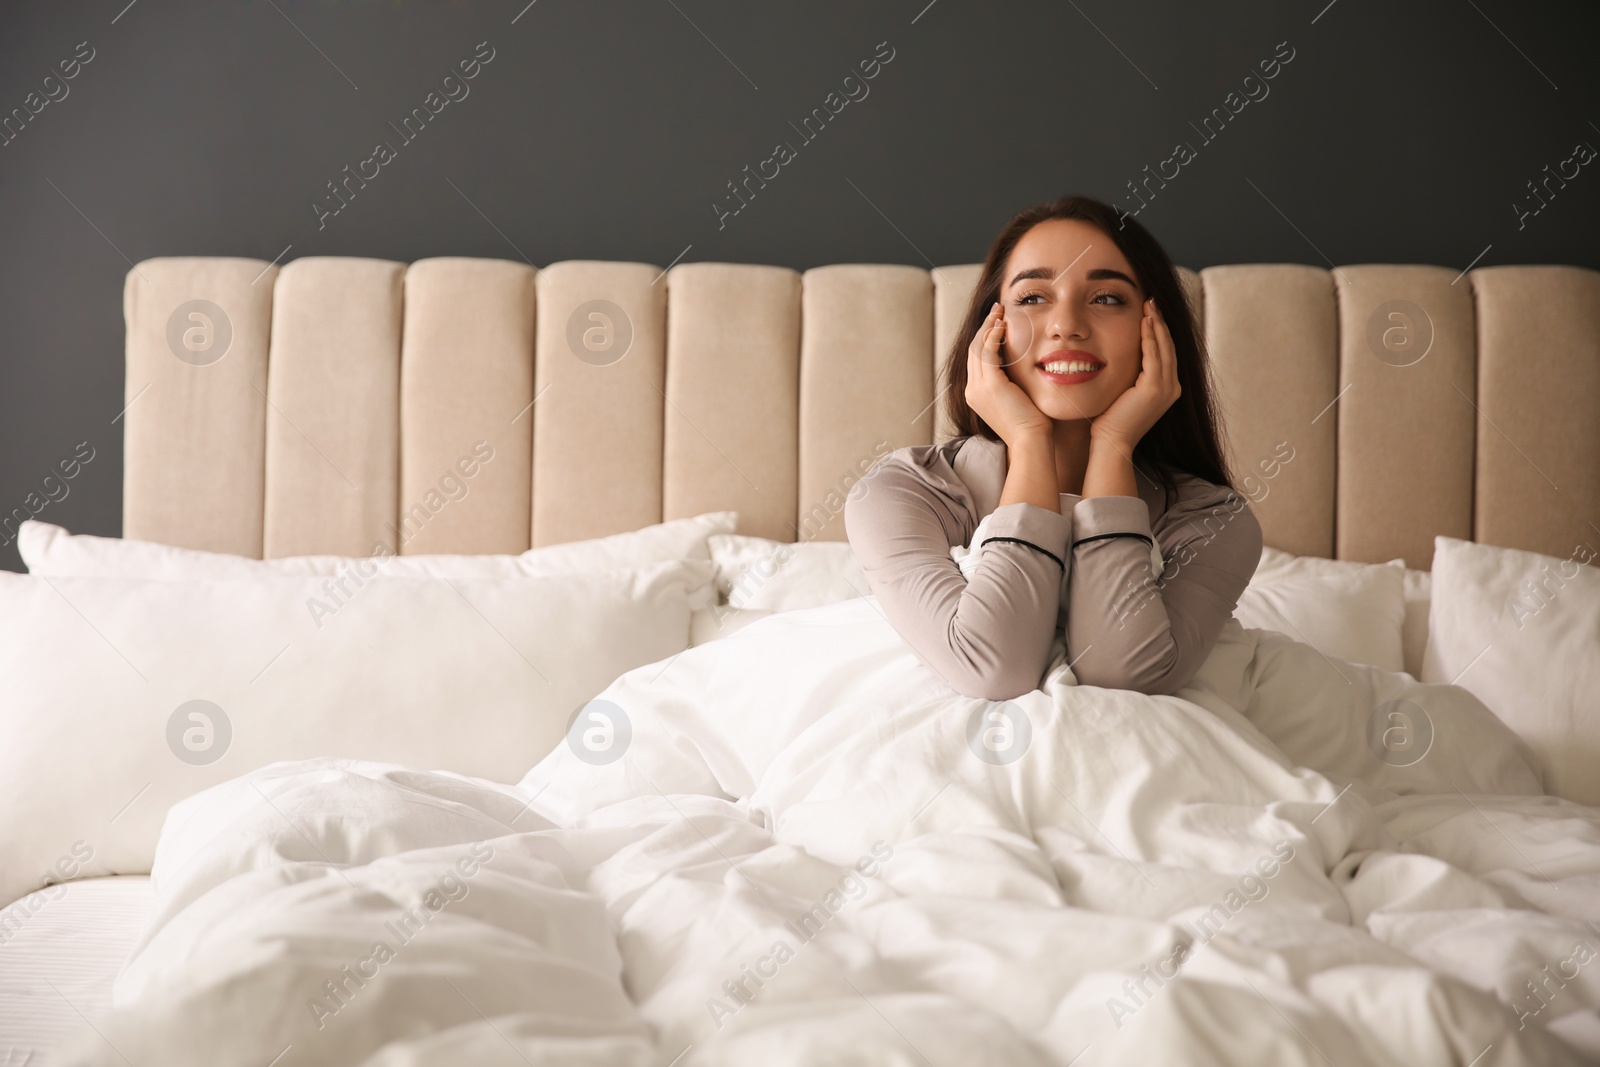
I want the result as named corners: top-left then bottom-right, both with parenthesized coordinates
top-left (1061, 478), bottom-right (1263, 695)
top-left (845, 448), bottom-right (1072, 702)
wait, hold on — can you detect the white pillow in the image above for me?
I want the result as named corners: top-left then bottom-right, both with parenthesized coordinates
top-left (1401, 566), bottom-right (1432, 681)
top-left (1423, 535), bottom-right (1599, 805)
top-left (1232, 547), bottom-right (1408, 673)
top-left (708, 533), bottom-right (868, 613)
top-left (0, 560), bottom-right (711, 909)
top-left (18, 511), bottom-right (738, 581)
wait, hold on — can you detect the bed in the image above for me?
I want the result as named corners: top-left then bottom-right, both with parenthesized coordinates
top-left (2, 254), bottom-right (1598, 1065)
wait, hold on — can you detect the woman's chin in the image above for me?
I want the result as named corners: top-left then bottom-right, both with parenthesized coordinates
top-left (1038, 398), bottom-right (1105, 424)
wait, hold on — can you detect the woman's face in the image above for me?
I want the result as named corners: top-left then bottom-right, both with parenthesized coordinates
top-left (997, 218), bottom-right (1147, 423)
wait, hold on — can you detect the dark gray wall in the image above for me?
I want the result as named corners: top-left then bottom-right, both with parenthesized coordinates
top-left (2, 0), bottom-right (1596, 570)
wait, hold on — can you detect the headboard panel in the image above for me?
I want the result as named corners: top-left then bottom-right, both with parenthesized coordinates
top-left (799, 264), bottom-right (934, 543)
top-left (1198, 264), bottom-right (1338, 560)
top-left (1334, 265), bottom-right (1477, 571)
top-left (263, 257), bottom-right (403, 559)
top-left (661, 263), bottom-right (800, 544)
top-left (123, 256), bottom-right (1600, 569)
top-left (123, 257), bottom-right (273, 558)
top-left (400, 257), bottom-right (535, 556)
top-left (1473, 266), bottom-right (1600, 561)
top-left (531, 261), bottom-right (665, 549)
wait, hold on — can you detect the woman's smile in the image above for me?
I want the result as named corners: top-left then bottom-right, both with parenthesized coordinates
top-left (1036, 349), bottom-right (1105, 384)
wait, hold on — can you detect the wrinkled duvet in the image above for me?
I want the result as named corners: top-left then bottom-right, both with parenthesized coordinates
top-left (55, 597), bottom-right (1600, 1066)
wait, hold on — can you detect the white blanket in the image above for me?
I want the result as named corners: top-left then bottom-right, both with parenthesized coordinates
top-left (53, 597), bottom-right (1600, 1066)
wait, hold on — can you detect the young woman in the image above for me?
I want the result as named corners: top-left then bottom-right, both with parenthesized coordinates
top-left (844, 194), bottom-right (1262, 701)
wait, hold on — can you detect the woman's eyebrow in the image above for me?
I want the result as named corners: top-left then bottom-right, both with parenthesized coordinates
top-left (1007, 266), bottom-right (1055, 289)
top-left (1087, 267), bottom-right (1139, 288)
top-left (1007, 266), bottom-right (1140, 290)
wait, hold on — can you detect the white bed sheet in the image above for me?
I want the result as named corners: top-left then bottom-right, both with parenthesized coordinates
top-left (0, 876), bottom-right (155, 1062)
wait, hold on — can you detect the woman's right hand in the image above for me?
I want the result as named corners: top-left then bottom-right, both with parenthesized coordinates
top-left (965, 301), bottom-right (1053, 449)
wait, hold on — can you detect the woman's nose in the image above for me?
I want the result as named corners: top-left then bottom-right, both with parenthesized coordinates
top-left (1046, 303), bottom-right (1087, 341)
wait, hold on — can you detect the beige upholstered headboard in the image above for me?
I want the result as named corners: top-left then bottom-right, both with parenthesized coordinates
top-left (123, 257), bottom-right (1600, 571)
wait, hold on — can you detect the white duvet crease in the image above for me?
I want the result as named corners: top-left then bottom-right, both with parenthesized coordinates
top-left (52, 597), bottom-right (1600, 1067)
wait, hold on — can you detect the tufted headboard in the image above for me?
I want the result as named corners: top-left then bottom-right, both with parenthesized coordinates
top-left (122, 257), bottom-right (1600, 571)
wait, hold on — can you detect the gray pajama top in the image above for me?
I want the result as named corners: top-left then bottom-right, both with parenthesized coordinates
top-left (843, 433), bottom-right (1263, 701)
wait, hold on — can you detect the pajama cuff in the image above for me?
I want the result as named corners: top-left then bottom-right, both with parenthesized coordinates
top-left (1069, 494), bottom-right (1154, 549)
top-left (979, 501), bottom-right (1072, 571)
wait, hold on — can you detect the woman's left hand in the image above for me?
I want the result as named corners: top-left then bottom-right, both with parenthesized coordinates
top-left (1090, 297), bottom-right (1182, 450)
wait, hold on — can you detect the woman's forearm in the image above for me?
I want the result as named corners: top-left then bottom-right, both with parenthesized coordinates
top-left (998, 432), bottom-right (1060, 513)
top-left (1081, 432), bottom-right (1139, 499)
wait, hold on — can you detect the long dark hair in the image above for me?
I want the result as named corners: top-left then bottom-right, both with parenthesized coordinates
top-left (941, 194), bottom-right (1237, 506)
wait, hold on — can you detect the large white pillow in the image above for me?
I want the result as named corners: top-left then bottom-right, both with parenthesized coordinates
top-left (1423, 535), bottom-right (1599, 805)
top-left (0, 560), bottom-right (711, 909)
top-left (1232, 547), bottom-right (1408, 673)
top-left (18, 511), bottom-right (738, 580)
top-left (707, 533), bottom-right (868, 613)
